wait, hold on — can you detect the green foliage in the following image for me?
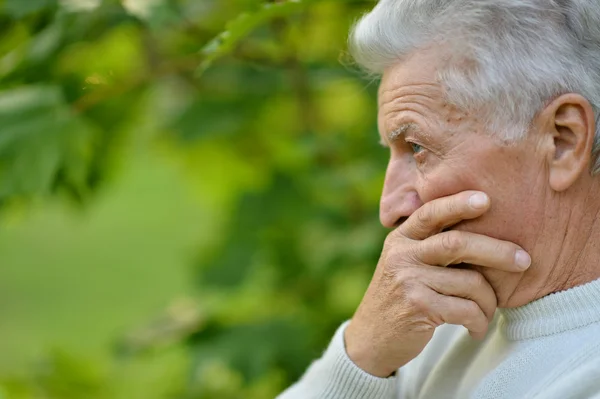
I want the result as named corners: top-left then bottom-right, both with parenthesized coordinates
top-left (0, 0), bottom-right (385, 398)
top-left (198, 0), bottom-right (307, 75)
top-left (0, 85), bottom-right (94, 202)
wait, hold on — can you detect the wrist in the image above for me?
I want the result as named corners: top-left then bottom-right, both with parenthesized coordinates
top-left (344, 323), bottom-right (397, 378)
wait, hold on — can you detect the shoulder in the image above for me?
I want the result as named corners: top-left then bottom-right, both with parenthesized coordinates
top-left (527, 322), bottom-right (600, 398)
top-left (530, 351), bottom-right (600, 398)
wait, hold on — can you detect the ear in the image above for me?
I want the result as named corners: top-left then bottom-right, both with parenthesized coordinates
top-left (541, 94), bottom-right (596, 192)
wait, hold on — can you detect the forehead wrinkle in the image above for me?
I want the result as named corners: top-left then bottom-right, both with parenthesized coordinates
top-left (382, 96), bottom-right (439, 114)
top-left (382, 101), bottom-right (430, 121)
top-left (378, 82), bottom-right (440, 107)
top-left (379, 91), bottom-right (441, 125)
top-left (378, 82), bottom-right (439, 97)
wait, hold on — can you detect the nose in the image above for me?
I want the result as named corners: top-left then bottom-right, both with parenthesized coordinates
top-left (379, 156), bottom-right (423, 229)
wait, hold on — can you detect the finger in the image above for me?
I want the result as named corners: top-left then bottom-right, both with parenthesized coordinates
top-left (398, 191), bottom-right (490, 240)
top-left (430, 294), bottom-right (490, 339)
top-left (423, 266), bottom-right (497, 321)
top-left (416, 230), bottom-right (532, 273)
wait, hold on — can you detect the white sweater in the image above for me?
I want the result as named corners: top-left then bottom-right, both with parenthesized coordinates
top-left (278, 278), bottom-right (600, 399)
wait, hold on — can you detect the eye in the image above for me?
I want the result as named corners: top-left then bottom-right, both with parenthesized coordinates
top-left (409, 142), bottom-right (424, 154)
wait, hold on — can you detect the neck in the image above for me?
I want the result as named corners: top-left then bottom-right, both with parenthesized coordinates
top-left (499, 277), bottom-right (600, 340)
top-left (507, 178), bottom-right (600, 307)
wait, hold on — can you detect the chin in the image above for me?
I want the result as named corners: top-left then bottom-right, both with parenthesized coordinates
top-left (474, 266), bottom-right (526, 308)
top-left (444, 223), bottom-right (528, 308)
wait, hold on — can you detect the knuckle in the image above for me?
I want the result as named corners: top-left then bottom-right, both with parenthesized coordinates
top-left (445, 198), bottom-right (460, 216)
top-left (404, 288), bottom-right (432, 314)
top-left (464, 300), bottom-right (481, 316)
top-left (462, 302), bottom-right (485, 326)
top-left (468, 270), bottom-right (487, 290)
top-left (378, 248), bottom-right (403, 276)
top-left (381, 247), bottom-right (405, 272)
top-left (416, 204), bottom-right (434, 226)
top-left (383, 241), bottom-right (419, 268)
top-left (384, 227), bottom-right (410, 249)
top-left (393, 266), bottom-right (419, 285)
top-left (404, 243), bottom-right (422, 265)
top-left (440, 231), bottom-right (466, 255)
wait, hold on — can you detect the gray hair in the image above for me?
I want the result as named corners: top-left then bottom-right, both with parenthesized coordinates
top-left (350, 0), bottom-right (600, 174)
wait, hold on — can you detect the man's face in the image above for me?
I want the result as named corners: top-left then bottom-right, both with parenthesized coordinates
top-left (378, 50), bottom-right (549, 307)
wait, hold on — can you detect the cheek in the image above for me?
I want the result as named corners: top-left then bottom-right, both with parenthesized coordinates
top-left (416, 169), bottom-right (505, 238)
top-left (414, 154), bottom-right (537, 246)
top-left (415, 163), bottom-right (480, 203)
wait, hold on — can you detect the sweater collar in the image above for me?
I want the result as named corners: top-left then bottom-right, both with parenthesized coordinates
top-left (498, 277), bottom-right (600, 341)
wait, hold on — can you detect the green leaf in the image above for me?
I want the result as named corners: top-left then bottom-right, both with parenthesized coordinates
top-left (196, 0), bottom-right (307, 76)
top-left (26, 18), bottom-right (63, 64)
top-left (0, 85), bottom-right (95, 200)
top-left (0, 86), bottom-right (63, 148)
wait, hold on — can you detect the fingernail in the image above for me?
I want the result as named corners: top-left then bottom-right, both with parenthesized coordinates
top-left (469, 193), bottom-right (489, 209)
top-left (515, 250), bottom-right (531, 270)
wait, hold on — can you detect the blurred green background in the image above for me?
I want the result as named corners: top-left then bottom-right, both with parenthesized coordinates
top-left (0, 0), bottom-right (387, 397)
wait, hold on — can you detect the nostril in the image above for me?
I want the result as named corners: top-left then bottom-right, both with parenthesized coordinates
top-left (395, 217), bottom-right (409, 228)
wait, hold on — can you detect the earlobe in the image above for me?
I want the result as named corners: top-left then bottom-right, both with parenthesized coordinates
top-left (546, 94), bottom-right (596, 192)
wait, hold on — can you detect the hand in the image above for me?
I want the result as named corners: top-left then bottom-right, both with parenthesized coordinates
top-left (344, 191), bottom-right (531, 378)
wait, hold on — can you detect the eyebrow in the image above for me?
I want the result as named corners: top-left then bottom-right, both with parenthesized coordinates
top-left (380, 123), bottom-right (420, 147)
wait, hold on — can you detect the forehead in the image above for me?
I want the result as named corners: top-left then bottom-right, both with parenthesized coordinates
top-left (376, 50), bottom-right (482, 142)
top-left (377, 51), bottom-right (446, 134)
top-left (378, 50), bottom-right (442, 105)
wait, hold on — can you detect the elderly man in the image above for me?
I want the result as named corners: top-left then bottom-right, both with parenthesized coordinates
top-left (278, 0), bottom-right (600, 398)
